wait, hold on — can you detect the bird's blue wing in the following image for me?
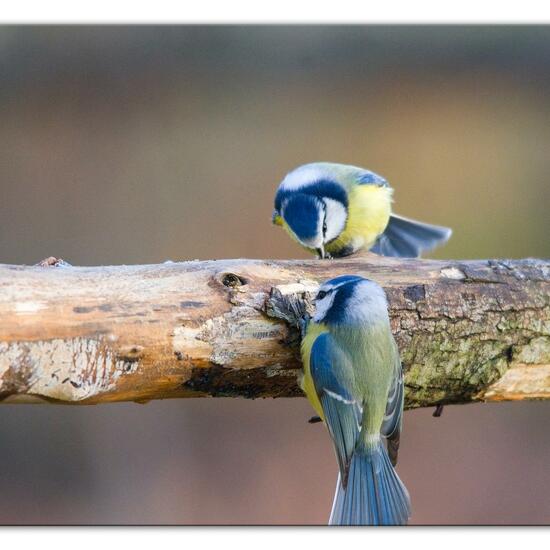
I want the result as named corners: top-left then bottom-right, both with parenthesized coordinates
top-left (381, 350), bottom-right (404, 466)
top-left (310, 333), bottom-right (362, 487)
top-left (371, 214), bottom-right (452, 258)
top-left (355, 169), bottom-right (389, 187)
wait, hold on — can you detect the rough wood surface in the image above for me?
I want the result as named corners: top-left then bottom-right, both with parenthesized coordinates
top-left (0, 256), bottom-right (548, 408)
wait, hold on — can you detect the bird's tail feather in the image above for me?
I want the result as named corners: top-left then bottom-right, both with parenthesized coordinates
top-left (329, 440), bottom-right (410, 526)
top-left (371, 214), bottom-right (452, 258)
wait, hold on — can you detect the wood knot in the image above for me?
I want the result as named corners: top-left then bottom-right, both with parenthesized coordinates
top-left (115, 345), bottom-right (144, 363)
top-left (220, 273), bottom-right (247, 288)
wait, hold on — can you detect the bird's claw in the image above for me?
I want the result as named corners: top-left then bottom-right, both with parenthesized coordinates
top-left (316, 251), bottom-right (333, 260)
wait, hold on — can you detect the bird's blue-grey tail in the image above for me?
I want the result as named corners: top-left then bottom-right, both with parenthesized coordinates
top-left (329, 440), bottom-right (410, 526)
top-left (371, 214), bottom-right (452, 258)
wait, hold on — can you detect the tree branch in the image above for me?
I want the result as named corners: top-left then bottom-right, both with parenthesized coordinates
top-left (0, 256), bottom-right (548, 407)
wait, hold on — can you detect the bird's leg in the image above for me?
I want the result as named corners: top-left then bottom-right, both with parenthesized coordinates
top-left (316, 248), bottom-right (333, 260)
top-left (433, 404), bottom-right (445, 417)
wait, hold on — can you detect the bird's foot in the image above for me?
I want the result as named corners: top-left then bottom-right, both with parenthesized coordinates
top-left (433, 404), bottom-right (445, 417)
top-left (308, 416), bottom-right (322, 424)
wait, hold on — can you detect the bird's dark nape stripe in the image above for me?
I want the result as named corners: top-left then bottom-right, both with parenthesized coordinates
top-left (274, 179), bottom-right (348, 211)
top-left (325, 274), bottom-right (364, 286)
top-left (322, 281), bottom-right (358, 325)
top-left (302, 180), bottom-right (349, 206)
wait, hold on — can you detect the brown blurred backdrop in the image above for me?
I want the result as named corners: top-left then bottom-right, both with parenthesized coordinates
top-left (0, 25), bottom-right (549, 525)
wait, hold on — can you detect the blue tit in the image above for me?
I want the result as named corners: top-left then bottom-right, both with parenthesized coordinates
top-left (272, 162), bottom-right (451, 258)
top-left (300, 275), bottom-right (410, 525)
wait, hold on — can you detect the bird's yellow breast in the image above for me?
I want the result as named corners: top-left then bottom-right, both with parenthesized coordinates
top-left (326, 185), bottom-right (393, 255)
top-left (300, 322), bottom-right (329, 420)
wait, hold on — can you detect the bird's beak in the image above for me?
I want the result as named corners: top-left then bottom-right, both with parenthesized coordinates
top-left (272, 210), bottom-right (283, 226)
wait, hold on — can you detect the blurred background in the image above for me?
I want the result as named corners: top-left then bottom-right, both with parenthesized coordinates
top-left (0, 25), bottom-right (549, 525)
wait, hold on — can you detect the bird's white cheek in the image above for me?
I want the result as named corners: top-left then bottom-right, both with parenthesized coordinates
top-left (313, 294), bottom-right (336, 322)
top-left (323, 198), bottom-right (347, 242)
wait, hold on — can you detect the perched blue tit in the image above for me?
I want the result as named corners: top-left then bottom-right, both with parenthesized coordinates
top-left (272, 162), bottom-right (451, 258)
top-left (300, 275), bottom-right (410, 525)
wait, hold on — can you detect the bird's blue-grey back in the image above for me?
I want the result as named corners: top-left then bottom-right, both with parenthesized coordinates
top-left (308, 275), bottom-right (411, 525)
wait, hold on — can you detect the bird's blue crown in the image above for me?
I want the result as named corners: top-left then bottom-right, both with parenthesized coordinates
top-left (324, 275), bottom-right (365, 287)
top-left (320, 277), bottom-right (364, 325)
top-left (314, 275), bottom-right (388, 326)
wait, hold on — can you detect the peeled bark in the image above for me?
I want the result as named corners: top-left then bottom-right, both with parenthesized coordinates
top-left (0, 256), bottom-right (548, 407)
